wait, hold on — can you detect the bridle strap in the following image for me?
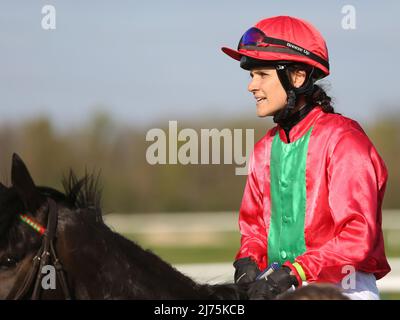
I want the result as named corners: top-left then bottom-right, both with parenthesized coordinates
top-left (50, 241), bottom-right (72, 299)
top-left (7, 198), bottom-right (73, 300)
top-left (7, 254), bottom-right (42, 300)
top-left (47, 199), bottom-right (71, 299)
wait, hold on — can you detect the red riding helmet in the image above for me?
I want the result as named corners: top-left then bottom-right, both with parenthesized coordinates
top-left (221, 16), bottom-right (330, 79)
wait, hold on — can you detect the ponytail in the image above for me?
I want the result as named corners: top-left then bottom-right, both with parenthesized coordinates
top-left (310, 84), bottom-right (336, 114)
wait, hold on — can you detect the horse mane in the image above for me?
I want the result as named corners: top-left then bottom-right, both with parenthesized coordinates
top-left (61, 170), bottom-right (103, 222)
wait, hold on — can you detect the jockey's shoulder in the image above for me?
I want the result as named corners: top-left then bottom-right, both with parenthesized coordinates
top-left (252, 110), bottom-right (371, 155)
top-left (316, 111), bottom-right (370, 143)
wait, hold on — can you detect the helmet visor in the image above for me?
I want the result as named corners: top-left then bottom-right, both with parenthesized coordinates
top-left (237, 27), bottom-right (268, 49)
top-left (236, 27), bottom-right (329, 71)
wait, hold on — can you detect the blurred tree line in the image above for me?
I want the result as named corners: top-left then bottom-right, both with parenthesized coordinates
top-left (0, 111), bottom-right (399, 213)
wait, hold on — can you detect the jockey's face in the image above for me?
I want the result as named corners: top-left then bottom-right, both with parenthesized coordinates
top-left (247, 66), bottom-right (306, 117)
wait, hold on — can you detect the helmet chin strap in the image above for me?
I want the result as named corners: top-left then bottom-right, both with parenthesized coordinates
top-left (273, 64), bottom-right (315, 124)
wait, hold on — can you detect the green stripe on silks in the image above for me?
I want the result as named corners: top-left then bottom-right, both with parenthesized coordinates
top-left (267, 127), bottom-right (313, 265)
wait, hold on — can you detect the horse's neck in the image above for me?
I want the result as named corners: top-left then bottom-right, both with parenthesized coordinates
top-left (64, 221), bottom-right (215, 299)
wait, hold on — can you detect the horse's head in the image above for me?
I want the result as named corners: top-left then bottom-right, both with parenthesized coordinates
top-left (0, 154), bottom-right (246, 300)
top-left (0, 154), bottom-right (101, 299)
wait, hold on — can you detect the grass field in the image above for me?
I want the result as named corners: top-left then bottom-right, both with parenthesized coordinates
top-left (123, 231), bottom-right (240, 264)
top-left (124, 230), bottom-right (400, 264)
top-left (381, 292), bottom-right (400, 299)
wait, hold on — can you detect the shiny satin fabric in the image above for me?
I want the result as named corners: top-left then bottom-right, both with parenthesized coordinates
top-left (268, 126), bottom-right (312, 265)
top-left (236, 106), bottom-right (391, 283)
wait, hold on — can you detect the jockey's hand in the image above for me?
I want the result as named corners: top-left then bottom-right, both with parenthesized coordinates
top-left (247, 266), bottom-right (299, 300)
top-left (233, 257), bottom-right (261, 285)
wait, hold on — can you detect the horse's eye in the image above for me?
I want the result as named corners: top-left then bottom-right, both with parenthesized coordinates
top-left (0, 257), bottom-right (18, 270)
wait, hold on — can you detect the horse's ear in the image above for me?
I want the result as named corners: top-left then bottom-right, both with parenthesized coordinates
top-left (11, 153), bottom-right (44, 212)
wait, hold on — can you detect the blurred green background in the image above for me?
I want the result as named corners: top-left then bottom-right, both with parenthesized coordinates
top-left (2, 113), bottom-right (397, 297)
top-left (1, 111), bottom-right (399, 213)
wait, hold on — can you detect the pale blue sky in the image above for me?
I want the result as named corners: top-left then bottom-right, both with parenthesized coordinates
top-left (1, 0), bottom-right (399, 129)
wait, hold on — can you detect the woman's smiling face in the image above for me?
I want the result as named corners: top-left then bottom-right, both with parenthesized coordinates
top-left (248, 67), bottom-right (287, 117)
top-left (248, 66), bottom-right (306, 117)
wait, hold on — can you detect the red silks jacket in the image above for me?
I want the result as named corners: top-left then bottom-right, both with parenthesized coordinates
top-left (236, 106), bottom-right (391, 283)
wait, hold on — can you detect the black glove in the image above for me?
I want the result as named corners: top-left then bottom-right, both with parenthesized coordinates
top-left (247, 266), bottom-right (299, 300)
top-left (233, 257), bottom-right (261, 285)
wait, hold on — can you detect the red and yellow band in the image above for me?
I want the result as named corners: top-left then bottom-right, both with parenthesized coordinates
top-left (283, 261), bottom-right (307, 287)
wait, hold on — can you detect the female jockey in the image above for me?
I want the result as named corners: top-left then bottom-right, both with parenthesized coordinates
top-left (221, 16), bottom-right (390, 300)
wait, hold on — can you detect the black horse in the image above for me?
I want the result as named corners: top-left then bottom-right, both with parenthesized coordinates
top-left (0, 154), bottom-right (246, 299)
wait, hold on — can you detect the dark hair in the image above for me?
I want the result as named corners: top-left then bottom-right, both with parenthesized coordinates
top-left (311, 84), bottom-right (335, 114)
top-left (288, 63), bottom-right (336, 114)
